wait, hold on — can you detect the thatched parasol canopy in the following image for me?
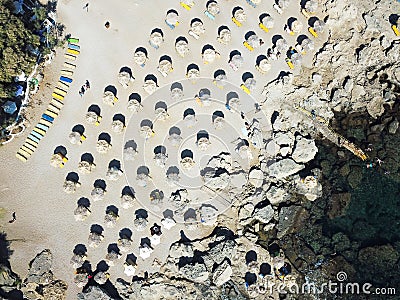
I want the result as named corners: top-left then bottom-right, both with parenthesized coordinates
top-left (207, 2), bottom-right (220, 15)
top-left (247, 34), bottom-right (260, 48)
top-left (118, 71), bottom-right (132, 88)
top-left (74, 274), bottom-right (88, 288)
top-left (105, 251), bottom-right (121, 266)
top-left (136, 173), bottom-right (149, 187)
top-left (184, 217), bottom-right (198, 231)
top-left (166, 11), bottom-right (178, 25)
top-left (234, 9), bottom-right (246, 23)
top-left (94, 272), bottom-right (109, 285)
top-left (261, 15), bottom-right (274, 28)
top-left (106, 166), bottom-right (123, 181)
top-left (301, 37), bottom-right (314, 51)
top-left (69, 132), bottom-right (81, 145)
top-left (276, 38), bottom-right (288, 52)
top-left (88, 232), bottom-right (103, 248)
top-left (168, 133), bottom-right (182, 147)
top-left (158, 60), bottom-right (173, 75)
top-left (70, 253), bottom-right (86, 269)
top-left (139, 244), bottom-right (153, 259)
top-left (305, 0), bottom-right (318, 13)
top-left (111, 120), bottom-right (125, 133)
top-left (175, 40), bottom-right (189, 57)
top-left (78, 161), bottom-right (95, 174)
top-left (197, 137), bottom-right (211, 151)
top-left (187, 68), bottom-right (200, 79)
top-left (213, 116), bottom-right (225, 129)
top-left (74, 205), bottom-right (91, 221)
top-left (278, 0), bottom-right (289, 9)
top-left (313, 19), bottom-right (325, 33)
top-left (63, 180), bottom-right (80, 194)
top-left (149, 32), bottom-right (164, 48)
top-left (127, 99), bottom-right (141, 113)
top-left (105, 212), bottom-right (118, 228)
top-left (291, 53), bottom-right (302, 66)
top-left (191, 21), bottom-right (205, 35)
top-left (290, 20), bottom-right (303, 33)
top-left (143, 80), bottom-right (157, 95)
top-left (155, 107), bottom-right (169, 121)
top-left (214, 74), bottom-right (227, 88)
top-left (161, 217), bottom-right (176, 230)
top-left (96, 140), bottom-right (112, 154)
top-left (118, 237), bottom-right (132, 252)
top-left (120, 194), bottom-right (135, 209)
top-left (103, 91), bottom-right (115, 106)
top-left (258, 59), bottom-right (271, 73)
top-left (139, 125), bottom-right (154, 138)
top-left (230, 54), bottom-right (244, 69)
top-left (91, 187), bottom-right (105, 201)
top-left (123, 147), bottom-right (138, 161)
top-left (171, 88), bottom-right (184, 101)
top-left (184, 115), bottom-right (196, 127)
top-left (134, 217), bottom-right (148, 231)
top-left (244, 78), bottom-right (257, 91)
top-left (166, 172), bottom-right (180, 185)
top-left (154, 153), bottom-right (168, 167)
top-left (124, 264), bottom-right (137, 276)
top-left (203, 49), bottom-right (217, 63)
top-left (85, 111), bottom-right (99, 125)
top-left (133, 50), bottom-right (147, 66)
top-left (50, 154), bottom-right (64, 168)
top-left (180, 157), bottom-right (195, 170)
top-left (218, 28), bottom-right (232, 44)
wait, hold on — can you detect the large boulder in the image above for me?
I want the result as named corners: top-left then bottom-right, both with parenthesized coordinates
top-left (268, 159), bottom-right (304, 179)
top-left (292, 136), bottom-right (318, 163)
top-left (179, 263), bottom-right (209, 283)
top-left (252, 205), bottom-right (275, 224)
top-left (77, 286), bottom-right (112, 300)
top-left (212, 260), bottom-right (232, 286)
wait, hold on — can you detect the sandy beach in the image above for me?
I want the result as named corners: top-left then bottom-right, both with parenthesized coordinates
top-left (0, 0), bottom-right (330, 298)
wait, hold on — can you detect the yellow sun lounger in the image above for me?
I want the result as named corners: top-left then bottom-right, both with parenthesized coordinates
top-left (180, 2), bottom-right (192, 10)
top-left (54, 87), bottom-right (67, 96)
top-left (26, 137), bottom-right (39, 148)
top-left (48, 103), bottom-right (62, 114)
top-left (63, 62), bottom-right (76, 69)
top-left (232, 17), bottom-right (242, 27)
top-left (67, 48), bottom-right (80, 55)
top-left (50, 99), bottom-right (64, 109)
top-left (21, 145), bottom-right (35, 155)
top-left (308, 27), bottom-right (318, 38)
top-left (61, 70), bottom-right (74, 77)
top-left (64, 53), bottom-right (76, 61)
top-left (22, 142), bottom-right (36, 152)
top-left (286, 58), bottom-right (295, 69)
top-left (52, 92), bottom-right (64, 101)
top-left (39, 119), bottom-right (53, 128)
top-left (240, 84), bottom-right (251, 95)
top-left (44, 109), bottom-right (58, 119)
top-left (243, 41), bottom-right (254, 51)
top-left (57, 81), bottom-right (70, 90)
top-left (259, 23), bottom-right (269, 33)
top-left (33, 126), bottom-right (46, 137)
top-left (392, 25), bottom-right (400, 36)
top-left (18, 148), bottom-right (32, 158)
top-left (16, 151), bottom-right (29, 162)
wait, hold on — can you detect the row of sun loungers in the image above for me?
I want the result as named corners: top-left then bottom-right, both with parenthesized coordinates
top-left (16, 38), bottom-right (80, 162)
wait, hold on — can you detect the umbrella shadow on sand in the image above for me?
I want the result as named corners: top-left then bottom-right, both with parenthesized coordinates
top-left (77, 197), bottom-right (90, 209)
top-left (135, 209), bottom-right (148, 220)
top-left (90, 224), bottom-right (104, 235)
top-left (66, 172), bottom-right (80, 183)
top-left (122, 186), bottom-right (135, 196)
top-left (73, 244), bottom-right (87, 255)
top-left (119, 228), bottom-right (133, 240)
top-left (72, 124), bottom-right (85, 135)
top-left (94, 179), bottom-right (107, 190)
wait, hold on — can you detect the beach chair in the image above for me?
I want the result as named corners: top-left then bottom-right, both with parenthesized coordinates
top-left (50, 99), bottom-right (64, 109)
top-left (57, 81), bottom-right (70, 90)
top-left (240, 84), bottom-right (251, 95)
top-left (64, 53), bottom-right (76, 61)
top-left (68, 43), bottom-right (80, 51)
top-left (308, 27), bottom-right (318, 38)
top-left (33, 126), bottom-right (46, 137)
top-left (44, 109), bottom-right (58, 119)
top-left (54, 87), bottom-right (67, 96)
top-left (165, 20), bottom-right (179, 29)
top-left (392, 25), bottom-right (400, 36)
top-left (68, 37), bottom-right (80, 43)
top-left (36, 123), bottom-right (49, 132)
top-left (246, 0), bottom-right (257, 8)
top-left (23, 141), bottom-right (36, 151)
top-left (180, 2), bottom-right (192, 10)
top-left (188, 30), bottom-right (200, 39)
top-left (52, 92), bottom-right (64, 101)
top-left (301, 9), bottom-right (312, 19)
top-left (16, 152), bottom-right (28, 161)
top-left (243, 41), bottom-right (254, 51)
top-left (285, 58), bottom-right (295, 69)
top-left (259, 23), bottom-right (269, 33)
top-left (39, 118), bottom-right (53, 128)
top-left (20, 145), bottom-right (35, 155)
top-left (273, 4), bottom-right (283, 14)
top-left (63, 62), bottom-right (76, 70)
top-left (204, 10), bottom-right (215, 20)
top-left (42, 114), bottom-right (54, 123)
top-left (232, 17), bottom-right (242, 27)
top-left (26, 136), bottom-right (39, 148)
top-left (17, 148), bottom-right (30, 159)
top-left (61, 70), bottom-right (74, 77)
top-left (67, 48), bottom-right (80, 55)
top-left (27, 133), bottom-right (40, 143)
top-left (30, 130), bottom-right (43, 140)
top-left (60, 76), bottom-right (73, 84)
top-left (48, 103), bottom-right (61, 114)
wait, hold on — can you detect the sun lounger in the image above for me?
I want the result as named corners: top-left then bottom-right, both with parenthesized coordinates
top-left (246, 0), bottom-right (257, 7)
top-left (30, 130), bottom-right (43, 140)
top-left (204, 10), bottom-right (215, 20)
top-left (165, 20), bottom-right (179, 29)
top-left (23, 141), bottom-right (36, 151)
top-left (52, 92), bottom-right (64, 101)
top-left (50, 99), bottom-right (64, 109)
top-left (54, 87), bottom-right (67, 96)
top-left (33, 126), bottom-right (46, 136)
top-left (64, 53), bottom-right (76, 61)
top-left (285, 58), bottom-right (295, 69)
top-left (180, 2), bottom-right (192, 10)
top-left (27, 134), bottom-right (40, 143)
top-left (392, 25), bottom-right (400, 36)
top-left (243, 41), bottom-right (254, 51)
top-left (68, 37), bottom-right (79, 43)
top-left (60, 76), bottom-right (73, 84)
top-left (67, 48), bottom-right (80, 55)
top-left (48, 103), bottom-right (61, 114)
top-left (301, 9), bottom-right (312, 19)
top-left (57, 81), bottom-right (70, 90)
top-left (26, 137), bottom-right (39, 148)
top-left (259, 23), bottom-right (269, 33)
top-left (17, 148), bottom-right (31, 159)
top-left (68, 43), bottom-right (80, 51)
top-left (61, 70), bottom-right (74, 77)
top-left (188, 30), bottom-right (200, 39)
top-left (232, 17), bottom-right (242, 27)
top-left (273, 4), bottom-right (283, 14)
top-left (308, 27), bottom-right (318, 38)
top-left (63, 62), bottom-right (76, 70)
top-left (240, 84), bottom-right (251, 95)
top-left (36, 123), bottom-right (49, 132)
top-left (42, 114), bottom-right (54, 123)
top-left (21, 145), bottom-right (35, 155)
top-left (44, 109), bottom-right (58, 119)
top-left (39, 119), bottom-right (53, 128)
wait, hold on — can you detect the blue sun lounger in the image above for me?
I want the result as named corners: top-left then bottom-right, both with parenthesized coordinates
top-left (60, 76), bottom-right (73, 83)
top-left (30, 130), bottom-right (43, 140)
top-left (68, 43), bottom-right (80, 51)
top-left (36, 123), bottom-right (49, 132)
top-left (28, 133), bottom-right (41, 143)
top-left (42, 114), bottom-right (54, 123)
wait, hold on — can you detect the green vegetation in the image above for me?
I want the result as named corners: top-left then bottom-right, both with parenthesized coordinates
top-left (0, 0), bottom-right (64, 132)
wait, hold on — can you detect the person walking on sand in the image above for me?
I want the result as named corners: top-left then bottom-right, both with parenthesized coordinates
top-left (85, 80), bottom-right (90, 89)
top-left (8, 212), bottom-right (16, 223)
top-left (83, 3), bottom-right (89, 12)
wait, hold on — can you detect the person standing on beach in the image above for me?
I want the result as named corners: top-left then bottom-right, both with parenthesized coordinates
top-left (85, 80), bottom-right (90, 89)
top-left (83, 3), bottom-right (89, 12)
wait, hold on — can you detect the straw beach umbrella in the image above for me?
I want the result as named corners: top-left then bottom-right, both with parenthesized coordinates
top-left (74, 205), bottom-right (91, 221)
top-left (106, 166), bottom-right (123, 181)
top-left (105, 212), bottom-right (119, 228)
top-left (118, 237), bottom-right (132, 252)
top-left (276, 38), bottom-right (288, 52)
top-left (103, 91), bottom-right (116, 106)
top-left (217, 28), bottom-right (232, 44)
top-left (301, 37), bottom-right (314, 52)
top-left (111, 120), bottom-right (125, 134)
top-left (175, 39), bottom-right (189, 57)
top-left (96, 139), bottom-right (112, 154)
top-left (118, 71), bottom-right (132, 89)
top-left (85, 111), bottom-right (99, 125)
top-left (261, 15), bottom-right (274, 29)
top-left (149, 30), bottom-right (164, 49)
top-left (70, 253), bottom-right (86, 269)
top-left (121, 194), bottom-right (135, 209)
top-left (313, 19), bottom-right (325, 33)
top-left (91, 187), bottom-right (105, 201)
top-left (88, 232), bottom-right (103, 248)
top-left (105, 251), bottom-right (121, 266)
top-left (78, 161), bottom-right (95, 174)
top-left (291, 53), bottom-right (302, 67)
top-left (197, 137), bottom-right (211, 151)
top-left (234, 8), bottom-right (247, 23)
top-left (190, 19), bottom-right (205, 37)
top-left (68, 132), bottom-right (81, 145)
top-left (63, 180), bottom-right (80, 194)
top-left (134, 217), bottom-right (148, 231)
top-left (94, 272), bottom-right (109, 285)
top-left (50, 154), bottom-right (64, 168)
top-left (133, 49), bottom-right (148, 66)
top-left (305, 0), bottom-right (318, 13)
top-left (74, 274), bottom-right (88, 288)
